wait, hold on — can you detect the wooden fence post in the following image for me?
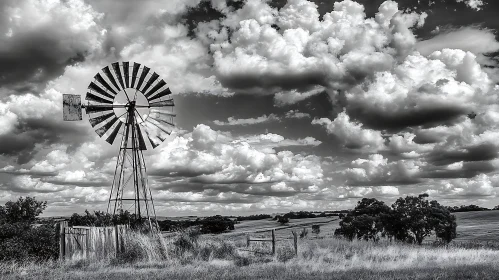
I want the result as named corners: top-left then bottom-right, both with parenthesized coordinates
top-left (115, 225), bottom-right (120, 256)
top-left (271, 229), bottom-right (276, 256)
top-left (59, 221), bottom-right (68, 261)
top-left (246, 234), bottom-right (250, 247)
top-left (292, 230), bottom-right (298, 256)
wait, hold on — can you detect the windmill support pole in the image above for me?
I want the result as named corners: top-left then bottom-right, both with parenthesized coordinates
top-left (112, 110), bottom-right (131, 215)
top-left (128, 103), bottom-right (142, 220)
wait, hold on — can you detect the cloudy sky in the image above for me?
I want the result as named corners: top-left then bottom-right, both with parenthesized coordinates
top-left (1, 0), bottom-right (499, 217)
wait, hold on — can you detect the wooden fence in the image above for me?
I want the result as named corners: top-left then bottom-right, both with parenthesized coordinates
top-left (245, 229), bottom-right (298, 255)
top-left (58, 221), bottom-right (128, 261)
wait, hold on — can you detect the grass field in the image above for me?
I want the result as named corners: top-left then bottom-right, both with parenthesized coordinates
top-left (2, 211), bottom-right (499, 280)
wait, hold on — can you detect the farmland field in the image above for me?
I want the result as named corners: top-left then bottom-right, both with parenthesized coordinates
top-left (2, 211), bottom-right (499, 280)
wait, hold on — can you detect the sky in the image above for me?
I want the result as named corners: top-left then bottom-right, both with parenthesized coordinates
top-left (1, 0), bottom-right (499, 217)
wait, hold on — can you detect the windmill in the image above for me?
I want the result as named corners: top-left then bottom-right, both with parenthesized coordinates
top-left (62, 62), bottom-right (175, 229)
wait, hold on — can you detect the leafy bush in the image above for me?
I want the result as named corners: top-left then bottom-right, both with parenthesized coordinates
top-left (277, 216), bottom-right (289, 225)
top-left (0, 197), bottom-right (47, 224)
top-left (335, 194), bottom-right (457, 245)
top-left (68, 209), bottom-right (149, 228)
top-left (199, 216), bottom-right (235, 234)
top-left (312, 225), bottom-right (320, 235)
top-left (0, 197), bottom-right (58, 262)
top-left (447, 205), bottom-right (490, 212)
top-left (157, 216), bottom-right (235, 234)
top-left (236, 214), bottom-right (272, 221)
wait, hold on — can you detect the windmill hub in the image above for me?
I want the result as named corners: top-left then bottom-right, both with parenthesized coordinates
top-left (62, 61), bottom-right (176, 230)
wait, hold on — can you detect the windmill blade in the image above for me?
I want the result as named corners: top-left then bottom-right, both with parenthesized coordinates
top-left (86, 92), bottom-right (113, 104)
top-left (89, 112), bottom-right (115, 127)
top-left (143, 119), bottom-right (170, 141)
top-left (88, 82), bottom-right (115, 100)
top-left (140, 123), bottom-right (159, 149)
top-left (135, 124), bottom-right (147, 150)
top-left (150, 109), bottom-right (176, 117)
top-left (94, 73), bottom-right (118, 96)
top-left (144, 79), bottom-right (166, 99)
top-left (141, 72), bottom-right (159, 93)
top-left (63, 94), bottom-right (82, 121)
top-left (149, 99), bottom-right (174, 107)
top-left (106, 121), bottom-right (123, 144)
top-left (131, 62), bottom-right (140, 88)
top-left (148, 87), bottom-right (171, 102)
top-left (150, 116), bottom-right (174, 127)
top-left (147, 118), bottom-right (171, 136)
top-left (102, 66), bottom-right (122, 94)
top-left (135, 66), bottom-right (150, 90)
top-left (112, 62), bottom-right (126, 91)
top-left (86, 104), bottom-right (114, 114)
top-left (96, 115), bottom-right (119, 137)
top-left (123, 61), bottom-right (129, 88)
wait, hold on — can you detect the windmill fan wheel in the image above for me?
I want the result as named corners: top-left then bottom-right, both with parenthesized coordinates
top-left (84, 62), bottom-right (175, 149)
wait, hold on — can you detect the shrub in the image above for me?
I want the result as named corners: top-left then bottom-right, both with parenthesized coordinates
top-left (236, 214), bottom-right (272, 221)
top-left (312, 225), bottom-right (320, 235)
top-left (199, 216), bottom-right (235, 234)
top-left (0, 197), bottom-right (58, 262)
top-left (0, 197), bottom-right (47, 224)
top-left (278, 216), bottom-right (289, 225)
top-left (157, 216), bottom-right (235, 234)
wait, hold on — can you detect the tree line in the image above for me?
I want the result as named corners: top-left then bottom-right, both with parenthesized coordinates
top-left (334, 194), bottom-right (457, 244)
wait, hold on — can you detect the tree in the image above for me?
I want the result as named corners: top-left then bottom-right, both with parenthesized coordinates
top-left (391, 194), bottom-right (456, 245)
top-left (334, 198), bottom-right (391, 242)
top-left (277, 215), bottom-right (289, 225)
top-left (0, 197), bottom-right (47, 224)
top-left (0, 197), bottom-right (57, 261)
top-left (335, 195), bottom-right (457, 245)
top-left (429, 201), bottom-right (457, 243)
top-left (391, 194), bottom-right (433, 245)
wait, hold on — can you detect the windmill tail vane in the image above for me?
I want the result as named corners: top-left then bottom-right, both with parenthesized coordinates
top-left (62, 61), bottom-right (176, 231)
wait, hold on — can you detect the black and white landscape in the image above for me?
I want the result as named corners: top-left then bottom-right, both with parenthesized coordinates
top-left (1, 0), bottom-right (499, 279)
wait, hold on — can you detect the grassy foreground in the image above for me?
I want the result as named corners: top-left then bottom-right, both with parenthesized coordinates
top-left (2, 230), bottom-right (499, 280)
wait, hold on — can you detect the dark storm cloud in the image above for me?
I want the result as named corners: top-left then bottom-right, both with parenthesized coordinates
top-left (0, 117), bottom-right (90, 164)
top-left (422, 160), bottom-right (497, 179)
top-left (0, 169), bottom-right (58, 177)
top-left (40, 179), bottom-right (110, 188)
top-left (348, 178), bottom-right (423, 187)
top-left (347, 106), bottom-right (468, 132)
top-left (0, 44), bottom-right (86, 94)
top-left (156, 195), bottom-right (260, 204)
top-left (217, 72), bottom-right (330, 92)
top-left (148, 169), bottom-right (218, 178)
top-left (428, 143), bottom-right (499, 166)
top-left (156, 180), bottom-right (303, 198)
top-left (0, 0), bottom-right (102, 94)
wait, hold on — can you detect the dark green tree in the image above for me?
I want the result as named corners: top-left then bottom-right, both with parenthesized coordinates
top-left (0, 196), bottom-right (47, 224)
top-left (391, 194), bottom-right (432, 245)
top-left (277, 215), bottom-right (289, 225)
top-left (391, 194), bottom-right (456, 245)
top-left (429, 201), bottom-right (457, 243)
top-left (334, 198), bottom-right (391, 242)
top-left (0, 197), bottom-right (57, 261)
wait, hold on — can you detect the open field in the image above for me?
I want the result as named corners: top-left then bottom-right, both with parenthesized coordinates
top-left (3, 211), bottom-right (499, 280)
top-left (220, 210), bottom-right (499, 244)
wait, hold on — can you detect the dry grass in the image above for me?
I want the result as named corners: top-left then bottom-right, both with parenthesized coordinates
top-left (2, 228), bottom-right (499, 280)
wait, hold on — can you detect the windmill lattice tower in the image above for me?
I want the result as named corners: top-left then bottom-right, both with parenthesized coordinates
top-left (63, 62), bottom-right (175, 229)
